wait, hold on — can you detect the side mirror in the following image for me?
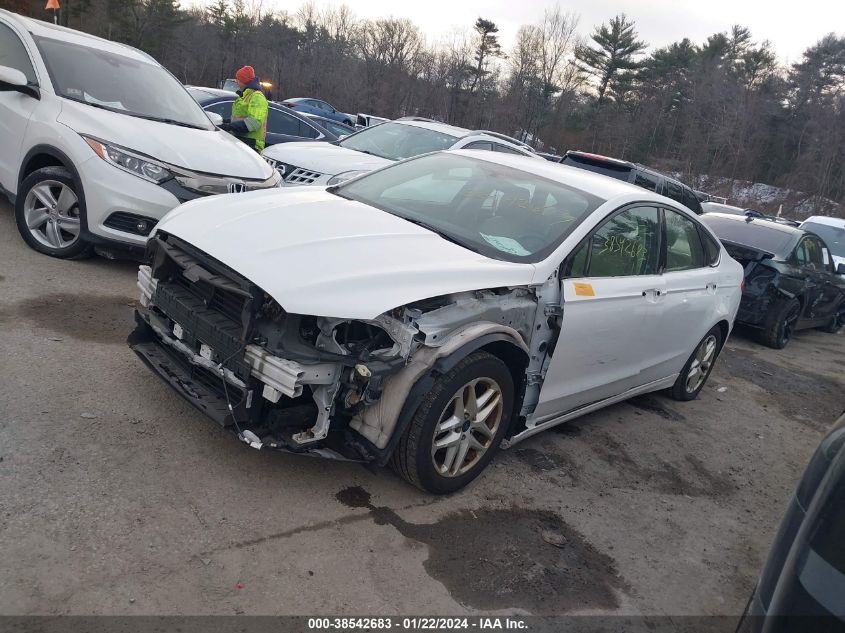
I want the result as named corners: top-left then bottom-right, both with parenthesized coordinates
top-left (206, 111), bottom-right (224, 127)
top-left (837, 263), bottom-right (845, 275)
top-left (0, 65), bottom-right (39, 100)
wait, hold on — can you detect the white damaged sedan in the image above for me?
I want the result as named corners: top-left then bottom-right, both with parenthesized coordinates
top-left (130, 151), bottom-right (743, 493)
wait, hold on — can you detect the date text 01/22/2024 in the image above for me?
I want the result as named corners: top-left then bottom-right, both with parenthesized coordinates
top-left (306, 617), bottom-right (529, 630)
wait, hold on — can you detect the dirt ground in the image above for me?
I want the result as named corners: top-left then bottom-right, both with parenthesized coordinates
top-left (1, 200), bottom-right (843, 617)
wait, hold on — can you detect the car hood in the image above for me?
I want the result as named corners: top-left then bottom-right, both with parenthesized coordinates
top-left (261, 142), bottom-right (391, 176)
top-left (155, 188), bottom-right (535, 320)
top-left (57, 99), bottom-right (273, 179)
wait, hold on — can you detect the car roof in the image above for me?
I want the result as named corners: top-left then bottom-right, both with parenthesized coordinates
top-left (802, 216), bottom-right (845, 228)
top-left (186, 86), bottom-right (236, 99)
top-left (446, 149), bottom-right (655, 202)
top-left (2, 10), bottom-right (154, 63)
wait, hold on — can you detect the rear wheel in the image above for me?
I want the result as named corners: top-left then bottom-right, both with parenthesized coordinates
top-left (819, 306), bottom-right (845, 334)
top-left (391, 351), bottom-right (513, 494)
top-left (670, 326), bottom-right (722, 401)
top-left (759, 298), bottom-right (800, 349)
top-left (14, 166), bottom-right (92, 259)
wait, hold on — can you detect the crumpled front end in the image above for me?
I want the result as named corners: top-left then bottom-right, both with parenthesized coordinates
top-left (129, 232), bottom-right (546, 462)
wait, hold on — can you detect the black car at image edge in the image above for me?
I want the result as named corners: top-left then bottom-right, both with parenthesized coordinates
top-left (702, 213), bottom-right (845, 348)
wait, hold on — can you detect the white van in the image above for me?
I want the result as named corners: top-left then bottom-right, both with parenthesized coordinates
top-left (0, 11), bottom-right (280, 259)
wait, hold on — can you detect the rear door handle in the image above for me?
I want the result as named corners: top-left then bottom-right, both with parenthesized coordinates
top-left (642, 288), bottom-right (662, 297)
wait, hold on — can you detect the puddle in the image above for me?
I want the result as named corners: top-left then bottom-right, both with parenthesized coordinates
top-left (335, 487), bottom-right (625, 613)
top-left (11, 293), bottom-right (137, 345)
top-left (590, 432), bottom-right (735, 497)
top-left (627, 395), bottom-right (686, 422)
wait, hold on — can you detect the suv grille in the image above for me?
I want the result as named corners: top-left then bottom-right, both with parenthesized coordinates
top-left (286, 168), bottom-right (322, 185)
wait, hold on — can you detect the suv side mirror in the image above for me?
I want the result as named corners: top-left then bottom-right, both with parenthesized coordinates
top-left (837, 263), bottom-right (845, 275)
top-left (0, 65), bottom-right (39, 100)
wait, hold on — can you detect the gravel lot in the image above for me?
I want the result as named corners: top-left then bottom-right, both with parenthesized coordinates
top-left (1, 199), bottom-right (843, 617)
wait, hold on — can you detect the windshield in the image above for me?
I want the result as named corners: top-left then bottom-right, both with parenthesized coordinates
top-left (339, 122), bottom-right (458, 161)
top-left (36, 36), bottom-right (213, 130)
top-left (802, 222), bottom-right (845, 257)
top-left (335, 153), bottom-right (603, 263)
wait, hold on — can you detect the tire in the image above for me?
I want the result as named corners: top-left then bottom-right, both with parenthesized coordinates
top-left (669, 325), bottom-right (723, 401)
top-left (391, 351), bottom-right (514, 494)
top-left (14, 166), bottom-right (93, 259)
top-left (758, 297), bottom-right (801, 349)
top-left (818, 306), bottom-right (845, 334)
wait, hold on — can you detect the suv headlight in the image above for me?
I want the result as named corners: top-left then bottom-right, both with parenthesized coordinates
top-left (327, 170), bottom-right (369, 186)
top-left (83, 137), bottom-right (172, 184)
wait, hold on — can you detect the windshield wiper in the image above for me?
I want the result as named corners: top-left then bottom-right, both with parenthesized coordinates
top-left (61, 95), bottom-right (206, 129)
top-left (127, 113), bottom-right (207, 129)
top-left (399, 217), bottom-right (482, 254)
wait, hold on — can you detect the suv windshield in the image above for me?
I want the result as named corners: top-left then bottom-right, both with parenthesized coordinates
top-left (335, 153), bottom-right (602, 263)
top-left (339, 122), bottom-right (458, 161)
top-left (802, 222), bottom-right (845, 257)
top-left (35, 36), bottom-right (213, 130)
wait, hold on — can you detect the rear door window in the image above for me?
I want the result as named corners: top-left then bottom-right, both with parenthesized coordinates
top-left (665, 209), bottom-right (706, 271)
top-left (493, 143), bottom-right (524, 155)
top-left (634, 171), bottom-right (659, 192)
top-left (463, 141), bottom-right (494, 151)
top-left (663, 180), bottom-right (684, 205)
top-left (698, 227), bottom-right (721, 265)
top-left (681, 186), bottom-right (703, 213)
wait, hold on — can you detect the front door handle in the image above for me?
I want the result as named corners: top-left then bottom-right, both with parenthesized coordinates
top-left (642, 288), bottom-right (662, 297)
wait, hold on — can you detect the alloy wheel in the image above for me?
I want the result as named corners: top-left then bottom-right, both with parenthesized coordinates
top-left (685, 334), bottom-right (718, 394)
top-left (431, 377), bottom-right (503, 478)
top-left (23, 180), bottom-right (81, 250)
top-left (781, 303), bottom-right (800, 346)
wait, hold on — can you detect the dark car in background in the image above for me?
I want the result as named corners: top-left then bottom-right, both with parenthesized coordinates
top-left (301, 112), bottom-right (356, 138)
top-left (187, 87), bottom-right (340, 147)
top-left (739, 412), bottom-right (845, 632)
top-left (702, 213), bottom-right (845, 348)
top-left (559, 150), bottom-right (703, 214)
top-left (281, 97), bottom-right (355, 126)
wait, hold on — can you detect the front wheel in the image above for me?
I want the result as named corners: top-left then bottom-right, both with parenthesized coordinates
top-left (669, 326), bottom-right (723, 401)
top-left (14, 166), bottom-right (92, 259)
top-left (391, 351), bottom-right (513, 494)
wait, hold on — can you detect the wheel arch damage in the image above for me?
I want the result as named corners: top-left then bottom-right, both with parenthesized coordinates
top-left (350, 324), bottom-right (530, 461)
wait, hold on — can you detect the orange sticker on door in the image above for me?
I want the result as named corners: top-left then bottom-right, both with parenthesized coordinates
top-left (573, 282), bottom-right (595, 296)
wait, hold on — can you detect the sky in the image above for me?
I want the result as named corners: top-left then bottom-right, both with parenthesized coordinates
top-left (250, 0), bottom-right (845, 64)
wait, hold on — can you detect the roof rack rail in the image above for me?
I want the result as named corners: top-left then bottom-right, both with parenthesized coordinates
top-left (397, 116), bottom-right (439, 123)
top-left (743, 209), bottom-right (800, 227)
top-left (474, 130), bottom-right (534, 149)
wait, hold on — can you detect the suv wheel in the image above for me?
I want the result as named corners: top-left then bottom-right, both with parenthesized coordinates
top-left (15, 166), bottom-right (92, 259)
top-left (391, 351), bottom-right (513, 494)
top-left (669, 325), bottom-right (723, 401)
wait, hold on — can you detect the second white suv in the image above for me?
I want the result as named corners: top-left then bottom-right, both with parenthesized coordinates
top-left (261, 117), bottom-right (540, 187)
top-left (0, 11), bottom-right (280, 259)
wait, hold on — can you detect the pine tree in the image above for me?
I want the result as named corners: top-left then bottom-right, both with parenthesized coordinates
top-left (575, 14), bottom-right (647, 105)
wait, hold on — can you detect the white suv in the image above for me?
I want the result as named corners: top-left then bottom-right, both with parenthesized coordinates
top-left (800, 216), bottom-right (845, 270)
top-left (262, 117), bottom-right (540, 186)
top-left (0, 11), bottom-right (280, 259)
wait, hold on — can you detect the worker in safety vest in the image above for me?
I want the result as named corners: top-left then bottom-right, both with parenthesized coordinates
top-left (225, 65), bottom-right (268, 152)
